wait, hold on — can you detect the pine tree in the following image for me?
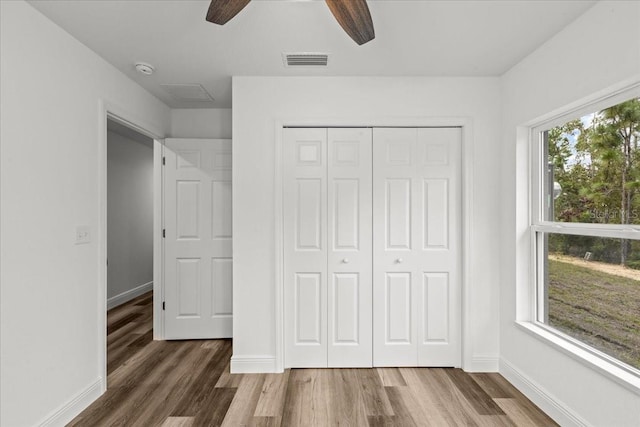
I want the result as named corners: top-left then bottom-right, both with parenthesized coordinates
top-left (548, 98), bottom-right (640, 266)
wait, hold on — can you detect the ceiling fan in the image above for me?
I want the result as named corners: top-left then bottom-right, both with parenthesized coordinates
top-left (206, 0), bottom-right (375, 45)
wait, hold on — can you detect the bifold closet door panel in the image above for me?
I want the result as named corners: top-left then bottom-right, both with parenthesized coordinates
top-left (415, 128), bottom-right (462, 367)
top-left (284, 128), bottom-right (328, 367)
top-left (372, 128), bottom-right (420, 366)
top-left (327, 128), bottom-right (372, 367)
top-left (372, 128), bottom-right (462, 367)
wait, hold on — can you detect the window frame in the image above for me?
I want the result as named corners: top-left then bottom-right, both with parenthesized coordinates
top-left (528, 85), bottom-right (640, 383)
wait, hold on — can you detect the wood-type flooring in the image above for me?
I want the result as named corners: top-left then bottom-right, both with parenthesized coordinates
top-left (70, 292), bottom-right (558, 426)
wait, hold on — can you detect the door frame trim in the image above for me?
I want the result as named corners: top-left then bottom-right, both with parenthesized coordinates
top-left (274, 117), bottom-right (474, 372)
top-left (98, 99), bottom-right (166, 390)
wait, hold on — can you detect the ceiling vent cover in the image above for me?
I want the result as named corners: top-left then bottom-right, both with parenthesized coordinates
top-left (283, 53), bottom-right (329, 67)
top-left (160, 84), bottom-right (214, 101)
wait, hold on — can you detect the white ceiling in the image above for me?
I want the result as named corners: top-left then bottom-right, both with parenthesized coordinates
top-left (28, 0), bottom-right (596, 109)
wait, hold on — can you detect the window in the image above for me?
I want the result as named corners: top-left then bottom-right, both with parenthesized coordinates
top-left (532, 94), bottom-right (640, 373)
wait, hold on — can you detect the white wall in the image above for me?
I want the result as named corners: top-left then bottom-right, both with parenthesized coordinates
top-left (0, 1), bottom-right (170, 426)
top-left (170, 108), bottom-right (232, 139)
top-left (107, 130), bottom-right (153, 304)
top-left (500, 1), bottom-right (640, 425)
top-left (232, 76), bottom-right (502, 372)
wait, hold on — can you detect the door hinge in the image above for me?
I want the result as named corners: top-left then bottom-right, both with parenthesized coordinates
top-left (162, 301), bottom-right (165, 310)
top-left (162, 156), bottom-right (166, 165)
top-left (162, 229), bottom-right (166, 238)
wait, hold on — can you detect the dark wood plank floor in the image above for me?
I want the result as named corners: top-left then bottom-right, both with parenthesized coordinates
top-left (70, 292), bottom-right (558, 426)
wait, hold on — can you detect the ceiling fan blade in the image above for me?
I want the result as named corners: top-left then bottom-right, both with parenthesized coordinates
top-left (206, 0), bottom-right (251, 25)
top-left (325, 0), bottom-right (375, 45)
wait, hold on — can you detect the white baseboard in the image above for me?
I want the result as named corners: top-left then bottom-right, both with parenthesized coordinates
top-left (231, 354), bottom-right (498, 374)
top-left (38, 377), bottom-right (104, 427)
top-left (107, 281), bottom-right (153, 310)
top-left (466, 354), bottom-right (499, 372)
top-left (230, 355), bottom-right (277, 373)
top-left (500, 358), bottom-right (590, 427)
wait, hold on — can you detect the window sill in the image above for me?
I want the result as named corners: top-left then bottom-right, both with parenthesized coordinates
top-left (515, 321), bottom-right (640, 396)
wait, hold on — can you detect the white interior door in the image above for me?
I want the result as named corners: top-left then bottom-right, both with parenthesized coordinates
top-left (163, 138), bottom-right (232, 339)
top-left (327, 128), bottom-right (372, 367)
top-left (284, 128), bottom-right (328, 367)
top-left (372, 128), bottom-right (461, 367)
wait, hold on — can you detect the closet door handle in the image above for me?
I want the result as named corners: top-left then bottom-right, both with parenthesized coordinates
top-left (395, 258), bottom-right (403, 264)
top-left (342, 258), bottom-right (350, 264)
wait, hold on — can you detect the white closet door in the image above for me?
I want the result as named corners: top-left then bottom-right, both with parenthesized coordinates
top-left (327, 128), bottom-right (372, 367)
top-left (372, 128), bottom-right (419, 365)
top-left (284, 128), bottom-right (328, 367)
top-left (373, 128), bottom-right (461, 367)
top-left (164, 138), bottom-right (233, 339)
top-left (415, 128), bottom-right (461, 366)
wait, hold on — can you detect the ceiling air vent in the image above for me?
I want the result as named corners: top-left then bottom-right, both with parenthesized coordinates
top-left (160, 84), bottom-right (214, 101)
top-left (283, 53), bottom-right (329, 67)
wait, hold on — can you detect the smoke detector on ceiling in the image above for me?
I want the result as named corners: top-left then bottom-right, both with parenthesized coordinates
top-left (134, 62), bottom-right (155, 75)
top-left (283, 52), bottom-right (330, 67)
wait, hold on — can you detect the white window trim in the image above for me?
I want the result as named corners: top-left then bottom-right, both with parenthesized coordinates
top-left (533, 223), bottom-right (640, 238)
top-left (522, 81), bottom-right (640, 394)
top-left (515, 321), bottom-right (640, 394)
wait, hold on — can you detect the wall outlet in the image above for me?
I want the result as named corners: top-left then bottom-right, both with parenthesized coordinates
top-left (75, 226), bottom-right (91, 244)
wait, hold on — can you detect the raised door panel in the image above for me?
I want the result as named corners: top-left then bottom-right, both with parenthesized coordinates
top-left (296, 179), bottom-right (323, 250)
top-left (284, 128), bottom-right (328, 368)
top-left (385, 272), bottom-right (412, 343)
top-left (385, 139), bottom-right (412, 166)
top-left (386, 179), bottom-right (412, 250)
top-left (176, 258), bottom-right (201, 317)
top-left (332, 273), bottom-right (359, 343)
top-left (422, 273), bottom-right (449, 342)
top-left (422, 142), bottom-right (448, 166)
top-left (423, 179), bottom-right (449, 249)
top-left (332, 179), bottom-right (359, 250)
top-left (212, 149), bottom-right (232, 170)
top-left (295, 273), bottom-right (322, 343)
top-left (212, 258), bottom-right (233, 317)
top-left (176, 150), bottom-right (201, 169)
top-left (327, 128), bottom-right (372, 368)
top-left (176, 181), bottom-right (200, 239)
top-left (297, 142), bottom-right (323, 165)
top-left (211, 180), bottom-right (232, 239)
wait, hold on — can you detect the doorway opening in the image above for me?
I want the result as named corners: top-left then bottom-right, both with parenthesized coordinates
top-left (106, 118), bottom-right (155, 381)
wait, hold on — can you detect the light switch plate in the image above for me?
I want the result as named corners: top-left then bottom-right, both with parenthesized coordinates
top-left (75, 226), bottom-right (91, 244)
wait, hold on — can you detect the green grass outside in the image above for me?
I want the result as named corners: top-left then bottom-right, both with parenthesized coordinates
top-left (548, 259), bottom-right (640, 370)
